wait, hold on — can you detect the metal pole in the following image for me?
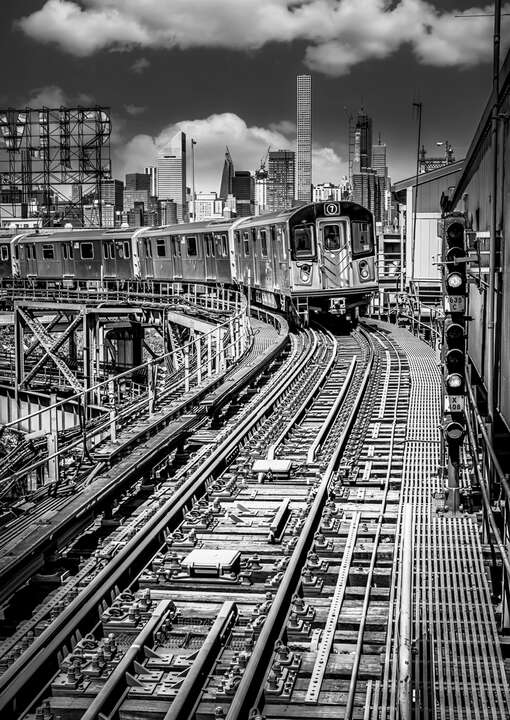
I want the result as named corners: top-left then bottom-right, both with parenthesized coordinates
top-left (399, 504), bottom-right (413, 720)
top-left (487, 0), bottom-right (501, 430)
top-left (411, 102), bottom-right (422, 284)
top-left (191, 138), bottom-right (197, 221)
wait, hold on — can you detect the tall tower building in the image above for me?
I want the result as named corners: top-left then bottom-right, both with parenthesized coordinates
top-left (157, 132), bottom-right (187, 222)
top-left (267, 150), bottom-right (295, 212)
top-left (232, 171), bottom-right (255, 217)
top-left (352, 109), bottom-right (373, 174)
top-left (296, 74), bottom-right (312, 203)
top-left (144, 166), bottom-right (158, 196)
top-left (219, 148), bottom-right (235, 200)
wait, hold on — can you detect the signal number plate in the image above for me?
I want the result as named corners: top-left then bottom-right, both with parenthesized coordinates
top-left (445, 395), bottom-right (464, 413)
top-left (445, 295), bottom-right (465, 313)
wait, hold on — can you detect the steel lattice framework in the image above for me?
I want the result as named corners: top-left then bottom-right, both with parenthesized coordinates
top-left (0, 105), bottom-right (111, 227)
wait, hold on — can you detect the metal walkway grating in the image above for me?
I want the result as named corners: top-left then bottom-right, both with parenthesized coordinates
top-left (384, 325), bottom-right (510, 719)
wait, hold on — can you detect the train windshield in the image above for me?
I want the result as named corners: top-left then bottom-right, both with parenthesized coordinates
top-left (323, 223), bottom-right (347, 252)
top-left (351, 221), bottom-right (373, 256)
top-left (291, 224), bottom-right (315, 259)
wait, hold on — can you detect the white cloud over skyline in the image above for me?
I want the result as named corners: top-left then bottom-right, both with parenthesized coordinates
top-left (16, 0), bottom-right (510, 76)
top-left (114, 112), bottom-right (346, 193)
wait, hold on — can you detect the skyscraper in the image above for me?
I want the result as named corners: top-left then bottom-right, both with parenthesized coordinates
top-left (296, 74), bottom-right (312, 203)
top-left (232, 171), bottom-right (255, 217)
top-left (352, 109), bottom-right (373, 174)
top-left (124, 173), bottom-right (150, 212)
top-left (267, 150), bottom-right (295, 212)
top-left (144, 166), bottom-right (158, 196)
top-left (219, 148), bottom-right (235, 200)
top-left (157, 132), bottom-right (187, 222)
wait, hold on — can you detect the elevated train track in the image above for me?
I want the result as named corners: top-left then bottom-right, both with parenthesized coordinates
top-left (0, 310), bottom-right (508, 718)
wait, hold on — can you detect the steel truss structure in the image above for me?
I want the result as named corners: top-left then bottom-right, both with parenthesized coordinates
top-left (0, 106), bottom-right (111, 227)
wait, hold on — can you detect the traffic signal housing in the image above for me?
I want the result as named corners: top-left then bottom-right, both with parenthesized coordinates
top-left (439, 213), bottom-right (468, 435)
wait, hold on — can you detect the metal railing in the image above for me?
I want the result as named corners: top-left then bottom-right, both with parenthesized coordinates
top-left (0, 284), bottom-right (251, 492)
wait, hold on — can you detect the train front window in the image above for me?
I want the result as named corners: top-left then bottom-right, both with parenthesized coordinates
top-left (323, 224), bottom-right (345, 251)
top-left (351, 222), bottom-right (373, 255)
top-left (292, 224), bottom-right (315, 259)
top-left (42, 244), bottom-right (54, 260)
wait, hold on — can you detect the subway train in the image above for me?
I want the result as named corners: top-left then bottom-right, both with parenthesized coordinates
top-left (1, 201), bottom-right (377, 324)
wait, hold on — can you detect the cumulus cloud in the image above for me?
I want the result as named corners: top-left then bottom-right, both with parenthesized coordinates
top-left (23, 84), bottom-right (94, 107)
top-left (124, 103), bottom-right (146, 115)
top-left (131, 57), bottom-right (150, 74)
top-left (15, 0), bottom-right (510, 75)
top-left (113, 112), bottom-right (345, 190)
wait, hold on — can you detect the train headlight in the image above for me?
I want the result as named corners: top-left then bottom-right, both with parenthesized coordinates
top-left (359, 260), bottom-right (370, 280)
top-left (300, 264), bottom-right (311, 282)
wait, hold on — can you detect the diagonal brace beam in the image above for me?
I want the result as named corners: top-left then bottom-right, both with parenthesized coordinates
top-left (17, 307), bottom-right (83, 392)
top-left (23, 312), bottom-right (84, 387)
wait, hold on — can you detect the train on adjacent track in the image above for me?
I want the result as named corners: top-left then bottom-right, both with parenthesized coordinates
top-left (0, 201), bottom-right (377, 324)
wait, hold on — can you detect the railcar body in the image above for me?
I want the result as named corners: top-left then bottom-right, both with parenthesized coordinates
top-left (9, 201), bottom-right (377, 324)
top-left (16, 228), bottom-right (138, 282)
top-left (136, 219), bottom-right (232, 285)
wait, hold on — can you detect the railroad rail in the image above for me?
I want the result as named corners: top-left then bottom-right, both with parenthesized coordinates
top-left (0, 320), bottom-right (508, 719)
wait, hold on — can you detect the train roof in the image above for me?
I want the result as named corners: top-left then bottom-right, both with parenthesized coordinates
top-left (17, 227), bottom-right (137, 243)
top-left (139, 218), bottom-right (235, 236)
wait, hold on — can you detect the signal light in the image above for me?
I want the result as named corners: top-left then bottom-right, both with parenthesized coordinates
top-left (446, 373), bottom-right (464, 391)
top-left (444, 419), bottom-right (465, 442)
top-left (446, 272), bottom-right (464, 290)
top-left (445, 347), bottom-right (464, 371)
top-left (444, 320), bottom-right (464, 342)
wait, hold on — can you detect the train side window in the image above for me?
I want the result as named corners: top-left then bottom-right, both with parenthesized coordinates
top-left (243, 232), bottom-right (250, 256)
top-left (124, 241), bottom-right (131, 259)
top-left (1, 245), bottom-right (9, 261)
top-left (42, 244), bottom-right (54, 260)
top-left (323, 224), bottom-right (345, 251)
top-left (204, 235), bottom-right (211, 257)
top-left (68, 243), bottom-right (74, 259)
top-left (81, 242), bottom-right (94, 260)
top-left (14, 246), bottom-right (19, 260)
top-left (147, 239), bottom-right (153, 258)
top-left (291, 224), bottom-right (315, 259)
top-left (156, 238), bottom-right (166, 257)
top-left (25, 245), bottom-right (30, 260)
top-left (351, 222), bottom-right (373, 255)
top-left (109, 243), bottom-right (115, 259)
top-left (175, 237), bottom-right (182, 257)
top-left (102, 241), bottom-right (108, 260)
top-left (221, 234), bottom-right (228, 257)
top-left (187, 236), bottom-right (197, 257)
top-left (260, 229), bottom-right (268, 257)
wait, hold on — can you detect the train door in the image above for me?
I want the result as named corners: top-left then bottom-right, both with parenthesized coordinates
top-left (253, 229), bottom-right (261, 286)
top-left (172, 236), bottom-right (183, 277)
top-left (102, 240), bottom-right (116, 278)
top-left (62, 241), bottom-right (74, 276)
top-left (143, 237), bottom-right (154, 277)
top-left (318, 220), bottom-right (350, 290)
top-left (25, 243), bottom-right (37, 276)
top-left (204, 233), bottom-right (216, 281)
top-left (259, 227), bottom-right (272, 289)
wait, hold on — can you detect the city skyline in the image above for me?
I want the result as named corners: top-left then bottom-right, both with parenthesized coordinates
top-left (1, 2), bottom-right (509, 194)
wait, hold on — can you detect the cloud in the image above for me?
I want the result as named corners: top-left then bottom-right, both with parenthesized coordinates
top-left (113, 112), bottom-right (345, 190)
top-left (131, 57), bottom-right (150, 73)
top-left (16, 0), bottom-right (510, 75)
top-left (22, 84), bottom-right (94, 107)
top-left (124, 103), bottom-right (146, 115)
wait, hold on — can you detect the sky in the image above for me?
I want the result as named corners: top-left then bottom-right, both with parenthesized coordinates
top-left (1, 1), bottom-right (509, 194)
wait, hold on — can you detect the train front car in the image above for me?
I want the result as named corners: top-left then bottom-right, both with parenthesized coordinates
top-left (288, 201), bottom-right (377, 324)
